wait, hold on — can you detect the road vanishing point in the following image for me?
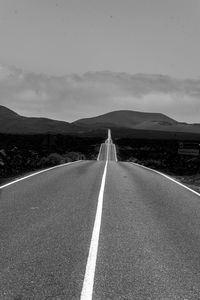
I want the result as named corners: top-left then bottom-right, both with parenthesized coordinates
top-left (1, 129), bottom-right (200, 299)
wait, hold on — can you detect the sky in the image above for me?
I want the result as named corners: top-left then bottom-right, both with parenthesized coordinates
top-left (0, 0), bottom-right (200, 122)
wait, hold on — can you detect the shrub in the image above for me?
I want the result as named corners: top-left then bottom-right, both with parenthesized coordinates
top-left (38, 153), bottom-right (64, 167)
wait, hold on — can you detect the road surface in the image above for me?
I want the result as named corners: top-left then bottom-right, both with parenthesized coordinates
top-left (1, 130), bottom-right (200, 299)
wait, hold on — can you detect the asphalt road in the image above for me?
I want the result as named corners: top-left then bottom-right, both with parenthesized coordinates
top-left (94, 162), bottom-right (200, 299)
top-left (1, 131), bottom-right (200, 299)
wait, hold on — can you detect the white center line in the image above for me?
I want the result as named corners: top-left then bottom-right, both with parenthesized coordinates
top-left (80, 160), bottom-right (108, 300)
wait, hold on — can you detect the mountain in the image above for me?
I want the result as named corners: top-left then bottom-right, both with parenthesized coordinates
top-left (0, 105), bottom-right (200, 139)
top-left (73, 110), bottom-right (200, 134)
top-left (0, 105), bottom-right (79, 134)
top-left (73, 110), bottom-right (177, 128)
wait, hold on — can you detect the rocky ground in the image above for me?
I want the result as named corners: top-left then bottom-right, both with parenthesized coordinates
top-left (0, 134), bottom-right (103, 186)
top-left (172, 174), bottom-right (200, 194)
top-left (115, 138), bottom-right (200, 194)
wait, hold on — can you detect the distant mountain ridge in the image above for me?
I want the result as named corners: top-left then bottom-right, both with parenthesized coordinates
top-left (73, 110), bottom-right (177, 128)
top-left (0, 105), bottom-right (80, 134)
top-left (0, 105), bottom-right (200, 138)
top-left (73, 110), bottom-right (200, 134)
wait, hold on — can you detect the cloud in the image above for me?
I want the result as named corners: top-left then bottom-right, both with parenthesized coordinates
top-left (0, 65), bottom-right (200, 123)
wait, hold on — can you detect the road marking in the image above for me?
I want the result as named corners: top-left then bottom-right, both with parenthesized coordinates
top-left (0, 160), bottom-right (82, 189)
top-left (106, 141), bottom-right (110, 161)
top-left (108, 128), bottom-right (111, 140)
top-left (113, 144), bottom-right (118, 162)
top-left (97, 144), bottom-right (103, 161)
top-left (80, 160), bottom-right (108, 300)
top-left (130, 162), bottom-right (200, 197)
